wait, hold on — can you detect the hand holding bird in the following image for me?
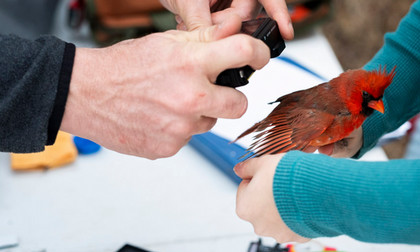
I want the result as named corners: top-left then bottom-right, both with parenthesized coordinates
top-left (235, 66), bottom-right (396, 158)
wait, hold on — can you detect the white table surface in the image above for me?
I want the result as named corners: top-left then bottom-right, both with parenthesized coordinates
top-left (1, 2), bottom-right (420, 251)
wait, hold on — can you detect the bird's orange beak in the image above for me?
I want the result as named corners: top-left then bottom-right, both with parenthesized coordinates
top-left (368, 100), bottom-right (385, 114)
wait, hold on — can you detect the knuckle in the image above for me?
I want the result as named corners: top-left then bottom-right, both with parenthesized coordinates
top-left (178, 90), bottom-right (209, 114)
top-left (170, 120), bottom-right (194, 137)
top-left (198, 27), bottom-right (213, 41)
top-left (236, 39), bottom-right (255, 60)
top-left (183, 93), bottom-right (199, 109)
top-left (187, 17), bottom-right (205, 31)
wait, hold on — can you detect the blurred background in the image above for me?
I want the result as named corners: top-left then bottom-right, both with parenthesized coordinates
top-left (322, 0), bottom-right (414, 70)
top-left (0, 1), bottom-right (418, 251)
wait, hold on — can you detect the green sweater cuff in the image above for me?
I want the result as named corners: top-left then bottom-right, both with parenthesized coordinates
top-left (273, 151), bottom-right (420, 244)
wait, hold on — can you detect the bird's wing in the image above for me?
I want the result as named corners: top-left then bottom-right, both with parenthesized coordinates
top-left (246, 108), bottom-right (335, 157)
top-left (234, 91), bottom-right (306, 141)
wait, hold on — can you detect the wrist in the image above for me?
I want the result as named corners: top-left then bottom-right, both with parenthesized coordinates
top-left (60, 47), bottom-right (107, 140)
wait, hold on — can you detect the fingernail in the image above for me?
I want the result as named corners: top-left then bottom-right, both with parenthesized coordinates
top-left (175, 15), bottom-right (182, 24)
top-left (233, 165), bottom-right (238, 174)
top-left (233, 162), bottom-right (243, 174)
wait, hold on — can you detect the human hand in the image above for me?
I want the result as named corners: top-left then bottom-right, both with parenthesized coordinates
top-left (61, 19), bottom-right (270, 159)
top-left (235, 154), bottom-right (309, 243)
top-left (160, 0), bottom-right (294, 40)
top-left (316, 127), bottom-right (364, 158)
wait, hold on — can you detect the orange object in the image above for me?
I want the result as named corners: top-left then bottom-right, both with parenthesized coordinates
top-left (286, 244), bottom-right (296, 252)
top-left (290, 5), bottom-right (311, 23)
top-left (235, 66), bottom-right (396, 157)
top-left (11, 131), bottom-right (78, 171)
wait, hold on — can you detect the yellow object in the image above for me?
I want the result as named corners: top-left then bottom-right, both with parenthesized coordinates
top-left (11, 131), bottom-right (78, 171)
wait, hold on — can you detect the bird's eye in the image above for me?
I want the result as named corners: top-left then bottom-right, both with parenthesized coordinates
top-left (362, 91), bottom-right (369, 98)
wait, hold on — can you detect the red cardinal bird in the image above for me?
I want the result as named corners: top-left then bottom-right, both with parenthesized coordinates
top-left (235, 66), bottom-right (396, 157)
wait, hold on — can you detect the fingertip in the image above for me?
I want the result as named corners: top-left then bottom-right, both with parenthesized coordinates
top-left (283, 21), bottom-right (295, 40)
top-left (274, 14), bottom-right (294, 40)
top-left (233, 162), bottom-right (243, 176)
top-left (233, 90), bottom-right (248, 118)
top-left (303, 146), bottom-right (317, 153)
top-left (318, 144), bottom-right (334, 156)
top-left (265, 1), bottom-right (294, 40)
top-left (234, 161), bottom-right (249, 179)
top-left (237, 90), bottom-right (248, 118)
top-left (211, 85), bottom-right (248, 118)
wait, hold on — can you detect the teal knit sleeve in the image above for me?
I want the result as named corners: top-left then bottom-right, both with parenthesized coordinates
top-left (272, 2), bottom-right (420, 244)
top-left (357, 0), bottom-right (420, 157)
top-left (274, 151), bottom-right (420, 244)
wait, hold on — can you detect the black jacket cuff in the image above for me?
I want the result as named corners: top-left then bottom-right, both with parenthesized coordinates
top-left (46, 42), bottom-right (75, 145)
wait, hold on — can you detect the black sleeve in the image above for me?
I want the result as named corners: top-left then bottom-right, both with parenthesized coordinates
top-left (0, 34), bottom-right (75, 153)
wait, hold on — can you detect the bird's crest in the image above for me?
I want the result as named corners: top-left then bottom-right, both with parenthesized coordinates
top-left (362, 65), bottom-right (396, 98)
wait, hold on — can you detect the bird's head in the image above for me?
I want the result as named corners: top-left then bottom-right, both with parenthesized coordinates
top-left (358, 66), bottom-right (395, 115)
top-left (339, 66), bottom-right (396, 116)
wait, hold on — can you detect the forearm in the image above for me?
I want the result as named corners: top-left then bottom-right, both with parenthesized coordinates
top-left (0, 35), bottom-right (75, 153)
top-left (274, 151), bottom-right (420, 244)
top-left (357, 0), bottom-right (420, 157)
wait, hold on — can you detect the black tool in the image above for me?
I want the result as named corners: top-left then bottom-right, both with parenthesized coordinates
top-left (248, 239), bottom-right (289, 252)
top-left (215, 18), bottom-right (286, 88)
top-left (117, 244), bottom-right (153, 252)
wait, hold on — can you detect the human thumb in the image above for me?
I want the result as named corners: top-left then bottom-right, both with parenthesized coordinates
top-left (234, 154), bottom-right (283, 180)
top-left (190, 14), bottom-right (242, 42)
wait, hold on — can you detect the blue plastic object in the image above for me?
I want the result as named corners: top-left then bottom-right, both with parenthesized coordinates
top-left (277, 56), bottom-right (327, 81)
top-left (73, 136), bottom-right (101, 154)
top-left (189, 132), bottom-right (253, 185)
